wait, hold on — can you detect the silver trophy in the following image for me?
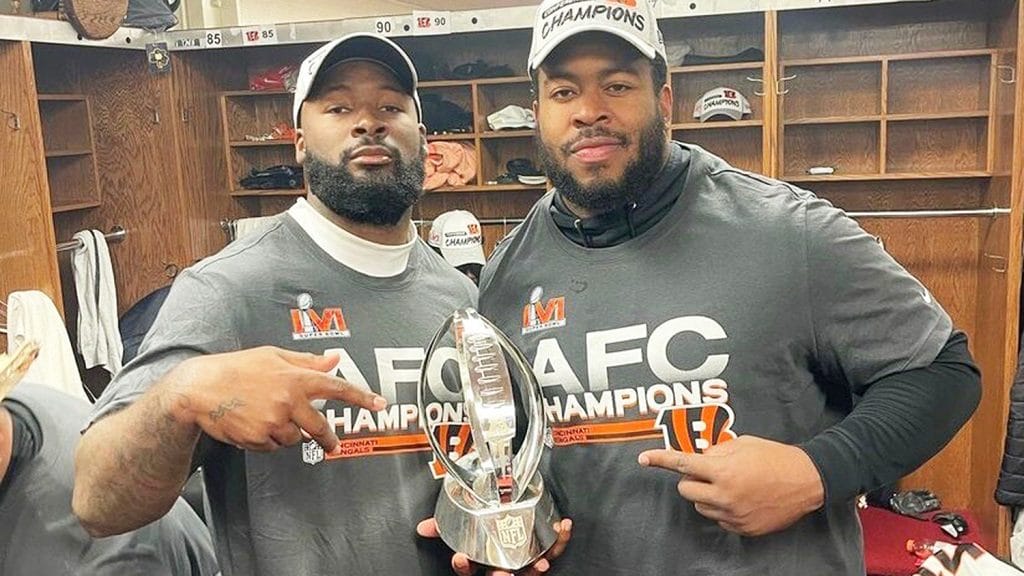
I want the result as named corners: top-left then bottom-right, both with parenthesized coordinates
top-left (418, 308), bottom-right (561, 571)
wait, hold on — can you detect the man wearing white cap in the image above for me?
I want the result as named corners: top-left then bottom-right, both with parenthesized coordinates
top-left (428, 210), bottom-right (487, 284)
top-left (468, 0), bottom-right (981, 574)
top-left (74, 34), bottom-right (479, 575)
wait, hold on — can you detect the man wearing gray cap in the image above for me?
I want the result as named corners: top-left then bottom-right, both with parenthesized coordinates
top-left (472, 0), bottom-right (981, 574)
top-left (73, 34), bottom-right (477, 575)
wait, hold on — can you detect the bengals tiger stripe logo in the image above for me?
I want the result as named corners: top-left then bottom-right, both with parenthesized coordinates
top-left (655, 403), bottom-right (737, 454)
top-left (429, 422), bottom-right (475, 478)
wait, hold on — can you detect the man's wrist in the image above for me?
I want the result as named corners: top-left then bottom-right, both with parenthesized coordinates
top-left (796, 445), bottom-right (827, 512)
top-left (157, 357), bottom-right (205, 428)
top-left (794, 446), bottom-right (827, 508)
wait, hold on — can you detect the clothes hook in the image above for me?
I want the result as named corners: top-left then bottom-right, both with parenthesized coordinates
top-left (979, 209), bottom-right (1008, 273)
top-left (984, 253), bottom-right (1008, 273)
top-left (1, 109), bottom-right (21, 131)
top-left (776, 74), bottom-right (797, 96)
top-left (161, 261), bottom-right (180, 278)
top-left (745, 76), bottom-right (766, 97)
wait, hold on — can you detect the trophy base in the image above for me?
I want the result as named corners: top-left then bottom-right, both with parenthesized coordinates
top-left (435, 467), bottom-right (561, 571)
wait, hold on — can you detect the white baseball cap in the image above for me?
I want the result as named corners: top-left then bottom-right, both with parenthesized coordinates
top-left (693, 87), bottom-right (752, 122)
top-left (487, 105), bottom-right (537, 131)
top-left (293, 33), bottom-right (422, 127)
top-left (429, 210), bottom-right (486, 267)
top-left (427, 211), bottom-right (451, 249)
top-left (528, 0), bottom-right (667, 75)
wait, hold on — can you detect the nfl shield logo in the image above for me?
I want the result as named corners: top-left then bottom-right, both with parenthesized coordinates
top-left (496, 514), bottom-right (528, 549)
top-left (302, 440), bottom-right (324, 465)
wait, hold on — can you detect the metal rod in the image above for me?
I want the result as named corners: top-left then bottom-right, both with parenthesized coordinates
top-left (417, 208), bottom-right (1012, 226)
top-left (412, 218), bottom-right (526, 226)
top-left (844, 208), bottom-right (1011, 218)
top-left (56, 226), bottom-right (127, 253)
top-left (223, 206), bottom-right (1012, 232)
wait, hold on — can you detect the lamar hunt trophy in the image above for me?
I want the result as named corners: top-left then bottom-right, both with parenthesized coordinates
top-left (418, 308), bottom-right (561, 571)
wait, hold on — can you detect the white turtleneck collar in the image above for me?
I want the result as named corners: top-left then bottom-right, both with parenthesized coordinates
top-left (286, 198), bottom-right (417, 278)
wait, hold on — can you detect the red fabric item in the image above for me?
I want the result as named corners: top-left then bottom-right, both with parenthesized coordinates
top-left (248, 64), bottom-right (299, 92)
top-left (861, 506), bottom-right (993, 576)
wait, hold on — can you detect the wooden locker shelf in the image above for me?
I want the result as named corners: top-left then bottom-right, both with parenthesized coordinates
top-left (220, 90), bottom-right (299, 196)
top-left (230, 188), bottom-right (306, 198)
top-left (887, 110), bottom-right (989, 121)
top-left (887, 117), bottom-right (988, 173)
top-left (420, 83), bottom-right (474, 136)
top-left (419, 79), bottom-right (480, 88)
top-left (431, 184), bottom-right (547, 193)
top-left (479, 130), bottom-right (534, 139)
top-left (782, 62), bottom-right (882, 119)
top-left (50, 200), bottom-right (102, 213)
top-left (887, 55), bottom-right (992, 115)
top-left (36, 93), bottom-right (88, 101)
top-left (479, 137), bottom-right (539, 187)
top-left (673, 120), bottom-right (764, 130)
top-left (422, 77), bottom-right (531, 88)
top-left (781, 48), bottom-right (997, 67)
top-left (427, 133), bottom-right (477, 141)
top-left (229, 140), bottom-right (293, 147)
top-left (475, 79), bottom-right (531, 133)
top-left (785, 115), bottom-right (882, 125)
top-left (673, 69), bottom-right (766, 123)
top-left (779, 43), bottom-right (997, 185)
top-left (463, 76), bottom-right (532, 86)
top-left (36, 94), bottom-right (101, 213)
top-left (786, 171), bottom-right (992, 182)
top-left (670, 61), bottom-right (765, 73)
top-left (675, 124), bottom-right (764, 174)
top-left (219, 89), bottom-right (291, 97)
top-left (44, 148), bottom-right (93, 158)
top-left (783, 121), bottom-right (880, 177)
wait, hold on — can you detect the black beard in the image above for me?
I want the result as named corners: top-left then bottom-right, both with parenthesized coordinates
top-left (305, 139), bottom-right (426, 226)
top-left (537, 114), bottom-right (667, 215)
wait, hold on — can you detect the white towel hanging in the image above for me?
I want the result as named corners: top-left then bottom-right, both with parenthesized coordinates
top-left (71, 229), bottom-right (123, 375)
top-left (6, 291), bottom-right (87, 402)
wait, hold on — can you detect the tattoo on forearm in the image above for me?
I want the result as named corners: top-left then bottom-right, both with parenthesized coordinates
top-left (209, 398), bottom-right (245, 421)
top-left (83, 391), bottom-right (199, 532)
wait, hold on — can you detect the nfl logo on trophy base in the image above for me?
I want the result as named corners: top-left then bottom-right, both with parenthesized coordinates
top-left (497, 515), bottom-right (528, 549)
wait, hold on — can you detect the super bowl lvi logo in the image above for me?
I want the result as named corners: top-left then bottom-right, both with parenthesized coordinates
top-left (290, 293), bottom-right (350, 340)
top-left (655, 403), bottom-right (737, 454)
top-left (522, 286), bottom-right (566, 335)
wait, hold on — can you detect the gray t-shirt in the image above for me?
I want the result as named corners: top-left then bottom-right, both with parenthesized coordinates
top-left (1, 383), bottom-right (217, 576)
top-left (478, 143), bottom-right (952, 576)
top-left (90, 215), bottom-right (477, 576)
